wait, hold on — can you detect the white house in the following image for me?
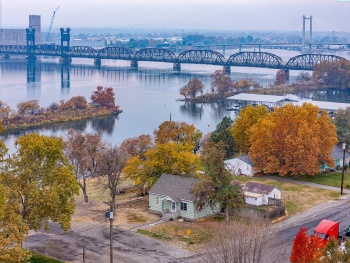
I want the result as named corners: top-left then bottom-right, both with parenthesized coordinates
top-left (224, 155), bottom-right (255, 177)
top-left (243, 182), bottom-right (281, 206)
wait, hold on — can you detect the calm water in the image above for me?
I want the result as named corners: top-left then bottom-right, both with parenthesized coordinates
top-left (1, 48), bottom-right (350, 150)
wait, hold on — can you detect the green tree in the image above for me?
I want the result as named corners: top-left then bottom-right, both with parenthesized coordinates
top-left (333, 107), bottom-right (350, 146)
top-left (250, 103), bottom-right (337, 176)
top-left (210, 70), bottom-right (234, 99)
top-left (191, 141), bottom-right (245, 222)
top-left (3, 134), bottom-right (79, 232)
top-left (123, 142), bottom-right (200, 195)
top-left (231, 105), bottom-right (269, 153)
top-left (209, 116), bottom-right (236, 158)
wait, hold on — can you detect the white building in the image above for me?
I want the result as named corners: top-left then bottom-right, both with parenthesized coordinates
top-left (243, 182), bottom-right (281, 206)
top-left (224, 155), bottom-right (256, 177)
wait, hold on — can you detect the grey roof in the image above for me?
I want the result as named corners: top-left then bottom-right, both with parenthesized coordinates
top-left (243, 182), bottom-right (277, 195)
top-left (148, 174), bottom-right (199, 202)
top-left (294, 100), bottom-right (350, 111)
top-left (237, 155), bottom-right (253, 166)
top-left (332, 145), bottom-right (350, 160)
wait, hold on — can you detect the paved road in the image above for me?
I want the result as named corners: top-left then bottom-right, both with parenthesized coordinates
top-left (23, 221), bottom-right (196, 263)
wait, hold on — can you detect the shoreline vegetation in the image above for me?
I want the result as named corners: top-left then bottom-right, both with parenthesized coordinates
top-left (0, 86), bottom-right (122, 132)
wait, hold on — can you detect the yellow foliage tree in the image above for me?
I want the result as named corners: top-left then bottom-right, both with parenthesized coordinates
top-left (249, 103), bottom-right (337, 176)
top-left (231, 105), bottom-right (269, 153)
top-left (123, 142), bottom-right (200, 194)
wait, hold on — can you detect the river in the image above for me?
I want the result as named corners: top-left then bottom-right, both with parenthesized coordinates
top-left (1, 48), bottom-right (350, 151)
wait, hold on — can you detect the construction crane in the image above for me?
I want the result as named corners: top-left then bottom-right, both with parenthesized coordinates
top-left (45, 6), bottom-right (60, 43)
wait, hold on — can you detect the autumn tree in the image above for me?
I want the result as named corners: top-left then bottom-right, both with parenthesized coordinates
top-left (179, 78), bottom-right (204, 99)
top-left (59, 96), bottom-right (88, 110)
top-left (210, 70), bottom-right (234, 99)
top-left (120, 134), bottom-right (154, 161)
top-left (209, 116), bottom-right (236, 158)
top-left (91, 86), bottom-right (118, 110)
top-left (123, 142), bottom-right (200, 195)
top-left (97, 145), bottom-right (127, 217)
top-left (234, 79), bottom-right (261, 93)
top-left (17, 99), bottom-right (40, 116)
top-left (290, 227), bottom-right (325, 263)
top-left (313, 59), bottom-right (350, 90)
top-left (231, 105), bottom-right (269, 153)
top-left (3, 134), bottom-right (79, 232)
top-left (0, 101), bottom-right (12, 119)
top-left (191, 141), bottom-right (245, 222)
top-left (321, 237), bottom-right (350, 263)
top-left (154, 121), bottom-right (202, 153)
top-left (64, 129), bottom-right (104, 202)
top-left (275, 69), bottom-right (287, 85)
top-left (333, 107), bottom-right (350, 146)
top-left (249, 103), bottom-right (337, 176)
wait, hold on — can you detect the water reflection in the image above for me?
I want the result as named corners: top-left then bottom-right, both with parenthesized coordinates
top-left (179, 102), bottom-right (204, 120)
top-left (91, 115), bottom-right (116, 134)
top-left (294, 89), bottom-right (350, 103)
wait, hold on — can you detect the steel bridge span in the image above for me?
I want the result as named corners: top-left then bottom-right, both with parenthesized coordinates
top-left (0, 45), bottom-right (347, 73)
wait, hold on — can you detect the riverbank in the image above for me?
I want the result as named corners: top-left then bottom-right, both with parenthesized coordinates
top-left (1, 107), bottom-right (122, 132)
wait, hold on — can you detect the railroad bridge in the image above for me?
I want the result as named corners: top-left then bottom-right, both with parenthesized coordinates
top-left (0, 28), bottom-right (348, 76)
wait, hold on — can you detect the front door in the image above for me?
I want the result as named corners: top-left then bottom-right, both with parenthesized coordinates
top-left (171, 202), bottom-right (176, 212)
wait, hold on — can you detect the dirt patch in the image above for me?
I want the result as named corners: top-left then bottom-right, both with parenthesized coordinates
top-left (72, 178), bottom-right (160, 230)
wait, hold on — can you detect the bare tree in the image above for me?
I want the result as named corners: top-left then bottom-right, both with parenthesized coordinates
top-left (64, 129), bottom-right (104, 202)
top-left (200, 215), bottom-right (285, 263)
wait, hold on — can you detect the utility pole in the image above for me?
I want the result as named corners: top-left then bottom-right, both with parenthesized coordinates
top-left (341, 143), bottom-right (346, 195)
top-left (109, 202), bottom-right (114, 263)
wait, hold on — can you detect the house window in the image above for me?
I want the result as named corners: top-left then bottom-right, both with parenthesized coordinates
top-left (155, 196), bottom-right (160, 205)
top-left (180, 202), bottom-right (187, 211)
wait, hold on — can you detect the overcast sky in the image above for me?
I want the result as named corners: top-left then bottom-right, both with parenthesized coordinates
top-left (1, 0), bottom-right (349, 32)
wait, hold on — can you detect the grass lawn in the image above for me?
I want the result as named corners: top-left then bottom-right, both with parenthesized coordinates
top-left (294, 171), bottom-right (350, 189)
top-left (232, 175), bottom-right (340, 216)
top-left (30, 251), bottom-right (64, 263)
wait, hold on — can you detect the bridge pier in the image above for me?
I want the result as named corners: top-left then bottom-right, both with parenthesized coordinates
top-left (59, 56), bottom-right (72, 64)
top-left (223, 65), bottom-right (231, 74)
top-left (173, 62), bottom-right (181, 71)
top-left (94, 58), bottom-right (101, 66)
top-left (131, 60), bottom-right (138, 69)
top-left (26, 55), bottom-right (37, 61)
top-left (2, 54), bottom-right (10, 60)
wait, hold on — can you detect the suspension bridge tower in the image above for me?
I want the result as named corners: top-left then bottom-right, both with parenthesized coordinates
top-left (302, 15), bottom-right (313, 53)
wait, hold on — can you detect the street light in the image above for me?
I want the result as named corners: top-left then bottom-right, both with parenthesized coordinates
top-left (341, 143), bottom-right (346, 195)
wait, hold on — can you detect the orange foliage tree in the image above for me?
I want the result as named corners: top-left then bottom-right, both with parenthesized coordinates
top-left (179, 78), bottom-right (204, 99)
top-left (249, 103), bottom-right (337, 176)
top-left (275, 69), bottom-right (287, 85)
top-left (90, 86), bottom-right (118, 110)
top-left (290, 227), bottom-right (325, 263)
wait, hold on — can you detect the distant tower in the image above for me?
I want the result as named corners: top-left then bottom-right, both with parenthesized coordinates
top-left (302, 15), bottom-right (313, 53)
top-left (29, 15), bottom-right (41, 44)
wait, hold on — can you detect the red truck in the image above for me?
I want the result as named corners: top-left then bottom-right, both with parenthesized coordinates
top-left (314, 219), bottom-right (350, 243)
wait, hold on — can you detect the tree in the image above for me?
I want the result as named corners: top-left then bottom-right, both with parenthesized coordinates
top-left (313, 59), bottom-right (350, 90)
top-left (231, 105), bottom-right (269, 153)
top-left (210, 70), bottom-right (234, 99)
top-left (321, 237), bottom-right (350, 263)
top-left (0, 101), bottom-right (12, 119)
top-left (17, 100), bottom-right (40, 116)
top-left (249, 103), bottom-right (338, 176)
top-left (90, 86), bottom-right (118, 110)
top-left (120, 134), bottom-right (153, 161)
top-left (97, 145), bottom-right (126, 216)
top-left (201, 216), bottom-right (283, 263)
top-left (275, 69), bottom-right (287, 85)
top-left (234, 79), bottom-right (256, 93)
top-left (154, 121), bottom-right (202, 153)
top-left (64, 129), bottom-right (104, 202)
top-left (59, 96), bottom-right (88, 110)
top-left (290, 227), bottom-right (325, 263)
top-left (123, 142), bottom-right (200, 195)
top-left (209, 116), bottom-right (236, 158)
top-left (191, 141), bottom-right (245, 222)
top-left (179, 78), bottom-right (204, 99)
top-left (297, 72), bottom-right (312, 83)
top-left (333, 107), bottom-right (350, 146)
top-left (3, 134), bottom-right (79, 232)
